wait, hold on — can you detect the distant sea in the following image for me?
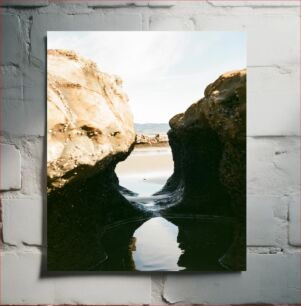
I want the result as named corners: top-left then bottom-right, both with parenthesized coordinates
top-left (134, 123), bottom-right (170, 135)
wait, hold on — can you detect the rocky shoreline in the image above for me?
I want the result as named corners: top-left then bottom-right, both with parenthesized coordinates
top-left (135, 133), bottom-right (168, 146)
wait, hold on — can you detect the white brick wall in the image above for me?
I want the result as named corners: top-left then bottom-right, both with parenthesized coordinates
top-left (0, 0), bottom-right (299, 304)
top-left (289, 193), bottom-right (301, 246)
top-left (2, 252), bottom-right (151, 304)
top-left (163, 253), bottom-right (300, 304)
top-left (1, 13), bottom-right (25, 65)
top-left (0, 143), bottom-right (21, 191)
top-left (2, 198), bottom-right (44, 246)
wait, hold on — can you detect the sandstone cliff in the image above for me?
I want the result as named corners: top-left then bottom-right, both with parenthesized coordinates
top-left (47, 49), bottom-right (135, 191)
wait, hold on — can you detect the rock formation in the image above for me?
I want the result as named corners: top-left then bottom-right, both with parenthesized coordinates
top-left (47, 50), bottom-right (147, 271)
top-left (160, 69), bottom-right (246, 269)
top-left (47, 49), bottom-right (135, 191)
top-left (136, 133), bottom-right (168, 145)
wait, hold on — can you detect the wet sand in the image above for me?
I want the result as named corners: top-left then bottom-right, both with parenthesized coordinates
top-left (115, 144), bottom-right (173, 196)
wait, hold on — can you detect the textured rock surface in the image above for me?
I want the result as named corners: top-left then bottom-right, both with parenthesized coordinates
top-left (161, 69), bottom-right (246, 269)
top-left (47, 49), bottom-right (135, 191)
top-left (163, 69), bottom-right (246, 210)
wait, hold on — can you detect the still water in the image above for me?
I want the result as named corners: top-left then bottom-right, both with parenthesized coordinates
top-left (132, 217), bottom-right (185, 271)
top-left (99, 212), bottom-right (235, 271)
top-left (95, 146), bottom-right (236, 271)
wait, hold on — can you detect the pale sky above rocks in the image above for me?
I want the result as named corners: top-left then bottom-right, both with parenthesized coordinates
top-left (48, 31), bottom-right (246, 123)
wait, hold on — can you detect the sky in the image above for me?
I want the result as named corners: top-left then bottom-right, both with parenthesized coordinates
top-left (48, 31), bottom-right (246, 123)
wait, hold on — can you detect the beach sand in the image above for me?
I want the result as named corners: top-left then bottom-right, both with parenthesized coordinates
top-left (115, 144), bottom-right (173, 196)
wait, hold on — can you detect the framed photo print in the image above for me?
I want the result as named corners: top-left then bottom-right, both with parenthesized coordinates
top-left (47, 31), bottom-right (246, 272)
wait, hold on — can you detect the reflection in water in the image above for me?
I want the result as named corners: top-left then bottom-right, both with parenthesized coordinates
top-left (97, 213), bottom-right (235, 271)
top-left (49, 141), bottom-right (239, 271)
top-left (94, 145), bottom-right (237, 271)
top-left (132, 217), bottom-right (184, 271)
top-left (168, 216), bottom-right (235, 270)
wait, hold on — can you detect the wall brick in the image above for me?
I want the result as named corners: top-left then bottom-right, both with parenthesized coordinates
top-left (0, 143), bottom-right (21, 191)
top-left (247, 137), bottom-right (299, 197)
top-left (0, 0), bottom-right (48, 6)
top-left (163, 253), bottom-right (300, 304)
top-left (289, 194), bottom-right (300, 246)
top-left (248, 66), bottom-right (300, 136)
top-left (1, 64), bottom-right (46, 136)
top-left (0, 66), bottom-right (22, 102)
top-left (83, 0), bottom-right (175, 7)
top-left (21, 65), bottom-right (46, 136)
top-left (2, 198), bottom-right (44, 246)
top-left (19, 137), bottom-right (45, 196)
top-left (148, 1), bottom-right (175, 7)
top-left (149, 15), bottom-right (194, 30)
top-left (247, 14), bottom-right (299, 67)
top-left (60, 0), bottom-right (172, 7)
top-left (1, 66), bottom-right (24, 135)
top-left (2, 251), bottom-right (151, 304)
top-left (1, 13), bottom-right (25, 66)
top-left (2, 12), bottom-right (46, 136)
top-left (86, 1), bottom-right (148, 7)
top-left (247, 196), bottom-right (277, 246)
top-left (207, 0), bottom-right (300, 7)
